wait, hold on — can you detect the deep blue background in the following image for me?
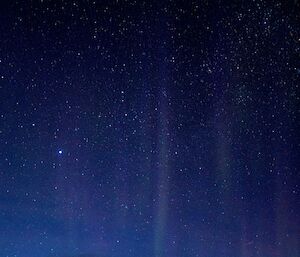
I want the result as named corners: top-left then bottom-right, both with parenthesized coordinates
top-left (0, 1), bottom-right (299, 257)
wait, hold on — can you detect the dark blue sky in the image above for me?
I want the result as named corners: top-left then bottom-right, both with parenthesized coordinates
top-left (0, 1), bottom-right (299, 257)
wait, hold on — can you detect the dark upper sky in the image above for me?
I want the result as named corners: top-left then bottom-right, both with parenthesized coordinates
top-left (0, 0), bottom-right (299, 257)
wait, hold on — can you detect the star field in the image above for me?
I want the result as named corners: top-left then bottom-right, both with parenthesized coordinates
top-left (0, 1), bottom-right (299, 257)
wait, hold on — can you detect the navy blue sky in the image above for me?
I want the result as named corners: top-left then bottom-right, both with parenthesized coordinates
top-left (0, 1), bottom-right (299, 257)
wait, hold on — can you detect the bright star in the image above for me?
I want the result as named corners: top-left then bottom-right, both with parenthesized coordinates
top-left (58, 150), bottom-right (63, 154)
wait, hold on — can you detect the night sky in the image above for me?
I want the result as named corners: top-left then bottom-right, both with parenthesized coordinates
top-left (0, 1), bottom-right (299, 257)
